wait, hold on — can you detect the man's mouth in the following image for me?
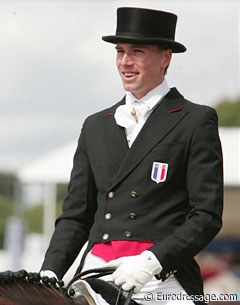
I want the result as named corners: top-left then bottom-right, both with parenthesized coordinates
top-left (122, 72), bottom-right (139, 79)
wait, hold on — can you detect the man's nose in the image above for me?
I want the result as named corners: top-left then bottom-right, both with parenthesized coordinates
top-left (121, 53), bottom-right (133, 65)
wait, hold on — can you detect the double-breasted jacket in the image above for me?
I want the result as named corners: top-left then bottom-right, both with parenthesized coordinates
top-left (42, 88), bottom-right (223, 298)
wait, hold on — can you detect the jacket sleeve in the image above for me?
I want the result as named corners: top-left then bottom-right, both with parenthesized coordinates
top-left (149, 107), bottom-right (223, 280)
top-left (41, 121), bottom-right (98, 279)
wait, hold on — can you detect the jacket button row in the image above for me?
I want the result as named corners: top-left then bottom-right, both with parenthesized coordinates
top-left (129, 212), bottom-right (136, 219)
top-left (102, 233), bottom-right (109, 241)
top-left (131, 191), bottom-right (138, 198)
top-left (105, 213), bottom-right (112, 220)
top-left (125, 231), bottom-right (132, 238)
top-left (107, 192), bottom-right (114, 199)
top-left (107, 191), bottom-right (137, 199)
top-left (105, 213), bottom-right (135, 220)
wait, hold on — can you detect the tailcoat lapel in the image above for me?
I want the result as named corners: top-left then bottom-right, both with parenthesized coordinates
top-left (100, 88), bottom-right (189, 191)
top-left (100, 100), bottom-right (129, 167)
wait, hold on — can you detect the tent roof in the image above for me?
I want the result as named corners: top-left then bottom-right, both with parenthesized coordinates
top-left (17, 142), bottom-right (76, 184)
top-left (17, 128), bottom-right (240, 186)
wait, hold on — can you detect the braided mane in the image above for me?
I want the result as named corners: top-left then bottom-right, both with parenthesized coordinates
top-left (0, 270), bottom-right (82, 305)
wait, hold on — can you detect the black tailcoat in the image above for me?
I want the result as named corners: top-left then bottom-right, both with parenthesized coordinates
top-left (42, 88), bottom-right (223, 301)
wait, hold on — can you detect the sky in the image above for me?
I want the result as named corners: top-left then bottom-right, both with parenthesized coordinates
top-left (0, 0), bottom-right (239, 172)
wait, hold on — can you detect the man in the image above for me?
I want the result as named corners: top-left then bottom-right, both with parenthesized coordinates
top-left (41, 7), bottom-right (223, 305)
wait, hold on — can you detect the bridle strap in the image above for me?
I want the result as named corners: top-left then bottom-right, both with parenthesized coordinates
top-left (115, 287), bottom-right (134, 305)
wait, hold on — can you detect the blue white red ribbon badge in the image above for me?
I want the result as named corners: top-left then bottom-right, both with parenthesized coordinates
top-left (151, 162), bottom-right (168, 184)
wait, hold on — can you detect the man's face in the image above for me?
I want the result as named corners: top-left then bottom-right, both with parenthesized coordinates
top-left (116, 43), bottom-right (172, 99)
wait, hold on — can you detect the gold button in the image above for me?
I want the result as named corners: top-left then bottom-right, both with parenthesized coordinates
top-left (131, 191), bottom-right (138, 198)
top-left (105, 213), bottom-right (112, 220)
top-left (107, 192), bottom-right (114, 199)
top-left (125, 231), bottom-right (132, 238)
top-left (102, 233), bottom-right (109, 240)
top-left (129, 213), bottom-right (136, 220)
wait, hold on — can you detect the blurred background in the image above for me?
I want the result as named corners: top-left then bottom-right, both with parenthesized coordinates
top-left (0, 0), bottom-right (239, 301)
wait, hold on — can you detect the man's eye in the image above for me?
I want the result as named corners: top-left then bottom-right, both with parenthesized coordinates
top-left (134, 49), bottom-right (144, 53)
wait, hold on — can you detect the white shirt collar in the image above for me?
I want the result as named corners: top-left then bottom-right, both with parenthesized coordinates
top-left (125, 78), bottom-right (170, 110)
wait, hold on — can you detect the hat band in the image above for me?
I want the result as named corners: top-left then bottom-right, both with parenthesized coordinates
top-left (116, 31), bottom-right (172, 40)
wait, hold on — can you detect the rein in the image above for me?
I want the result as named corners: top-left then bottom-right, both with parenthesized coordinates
top-left (67, 267), bottom-right (135, 305)
top-left (66, 267), bottom-right (116, 290)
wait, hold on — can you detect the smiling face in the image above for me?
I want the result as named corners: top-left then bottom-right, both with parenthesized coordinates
top-left (116, 43), bottom-right (172, 99)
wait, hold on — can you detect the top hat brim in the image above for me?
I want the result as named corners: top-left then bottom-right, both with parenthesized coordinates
top-left (102, 35), bottom-right (186, 53)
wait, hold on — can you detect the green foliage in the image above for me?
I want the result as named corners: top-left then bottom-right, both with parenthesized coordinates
top-left (0, 198), bottom-right (14, 248)
top-left (56, 200), bottom-right (63, 217)
top-left (24, 204), bottom-right (43, 233)
top-left (24, 200), bottom-right (63, 234)
top-left (215, 97), bottom-right (240, 127)
top-left (0, 172), bottom-right (16, 248)
top-left (57, 183), bottom-right (67, 203)
top-left (0, 172), bottom-right (17, 199)
top-left (0, 174), bottom-right (67, 244)
top-left (56, 183), bottom-right (67, 217)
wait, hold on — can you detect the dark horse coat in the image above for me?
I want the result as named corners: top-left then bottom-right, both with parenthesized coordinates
top-left (42, 88), bottom-right (223, 303)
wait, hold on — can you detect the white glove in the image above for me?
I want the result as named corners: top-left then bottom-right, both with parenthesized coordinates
top-left (105, 251), bottom-right (162, 293)
top-left (40, 270), bottom-right (58, 279)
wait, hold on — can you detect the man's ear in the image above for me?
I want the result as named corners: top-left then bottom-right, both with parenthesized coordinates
top-left (162, 49), bottom-right (172, 68)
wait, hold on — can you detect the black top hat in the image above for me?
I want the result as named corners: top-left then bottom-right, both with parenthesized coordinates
top-left (102, 7), bottom-right (186, 53)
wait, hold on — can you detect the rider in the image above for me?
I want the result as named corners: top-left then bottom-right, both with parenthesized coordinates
top-left (41, 7), bottom-right (223, 305)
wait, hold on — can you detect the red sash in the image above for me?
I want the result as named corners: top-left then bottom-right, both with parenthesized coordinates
top-left (91, 240), bottom-right (153, 261)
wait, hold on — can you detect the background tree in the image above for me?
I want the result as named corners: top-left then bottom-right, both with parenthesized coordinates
top-left (215, 97), bottom-right (240, 126)
top-left (24, 184), bottom-right (65, 234)
top-left (0, 173), bottom-right (16, 248)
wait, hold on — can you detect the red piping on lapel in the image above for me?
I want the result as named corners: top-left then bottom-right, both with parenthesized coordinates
top-left (107, 112), bottom-right (113, 116)
top-left (168, 102), bottom-right (183, 113)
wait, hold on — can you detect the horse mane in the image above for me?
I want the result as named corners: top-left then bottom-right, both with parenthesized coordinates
top-left (0, 270), bottom-right (80, 305)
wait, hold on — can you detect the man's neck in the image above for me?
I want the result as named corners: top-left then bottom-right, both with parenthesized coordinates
top-left (126, 79), bottom-right (170, 106)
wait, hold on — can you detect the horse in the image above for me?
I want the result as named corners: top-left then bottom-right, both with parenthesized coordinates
top-left (0, 268), bottom-right (136, 305)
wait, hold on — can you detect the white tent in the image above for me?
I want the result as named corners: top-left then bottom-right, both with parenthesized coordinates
top-left (18, 141), bottom-right (77, 184)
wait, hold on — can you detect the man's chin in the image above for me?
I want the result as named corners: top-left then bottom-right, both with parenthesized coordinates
top-left (122, 84), bottom-right (137, 94)
top-left (123, 86), bottom-right (144, 98)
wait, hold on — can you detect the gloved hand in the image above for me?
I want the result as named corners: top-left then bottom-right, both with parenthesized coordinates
top-left (105, 251), bottom-right (162, 293)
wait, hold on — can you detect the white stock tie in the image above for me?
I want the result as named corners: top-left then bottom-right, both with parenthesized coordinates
top-left (114, 102), bottom-right (151, 130)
